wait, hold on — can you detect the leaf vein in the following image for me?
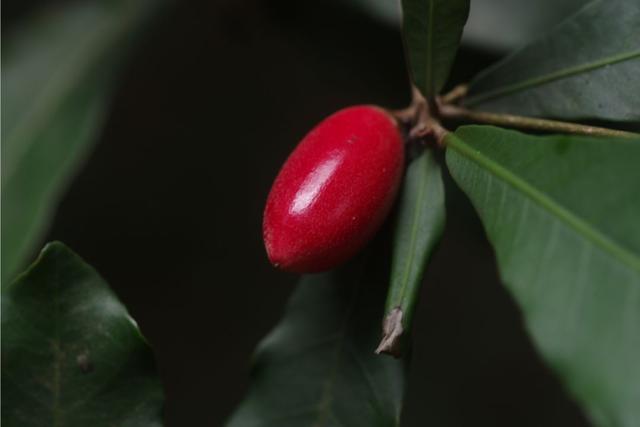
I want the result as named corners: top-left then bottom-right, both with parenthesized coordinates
top-left (396, 161), bottom-right (428, 306)
top-left (447, 134), bottom-right (640, 273)
top-left (466, 50), bottom-right (640, 106)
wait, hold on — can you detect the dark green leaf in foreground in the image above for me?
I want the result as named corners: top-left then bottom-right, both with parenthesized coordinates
top-left (465, 0), bottom-right (640, 122)
top-left (1, 242), bottom-right (164, 427)
top-left (402, 0), bottom-right (470, 98)
top-left (446, 125), bottom-right (640, 427)
top-left (226, 258), bottom-right (406, 427)
top-left (377, 150), bottom-right (445, 356)
top-left (1, 0), bottom-right (159, 286)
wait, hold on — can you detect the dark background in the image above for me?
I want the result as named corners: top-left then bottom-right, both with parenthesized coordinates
top-left (4, 1), bottom-right (590, 426)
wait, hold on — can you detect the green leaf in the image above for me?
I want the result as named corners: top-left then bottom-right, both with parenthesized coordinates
top-left (1, 242), bottom-right (164, 426)
top-left (226, 258), bottom-right (406, 427)
top-left (401, 0), bottom-right (470, 97)
top-left (377, 150), bottom-right (445, 356)
top-left (465, 0), bottom-right (640, 122)
top-left (1, 0), bottom-right (158, 286)
top-left (445, 125), bottom-right (640, 427)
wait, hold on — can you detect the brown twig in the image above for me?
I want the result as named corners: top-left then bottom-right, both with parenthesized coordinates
top-left (439, 103), bottom-right (638, 139)
top-left (439, 84), bottom-right (468, 105)
top-left (391, 85), bottom-right (450, 146)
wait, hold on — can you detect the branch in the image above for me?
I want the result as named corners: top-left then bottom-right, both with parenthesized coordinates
top-left (391, 85), bottom-right (449, 146)
top-left (439, 104), bottom-right (638, 139)
top-left (439, 84), bottom-right (468, 105)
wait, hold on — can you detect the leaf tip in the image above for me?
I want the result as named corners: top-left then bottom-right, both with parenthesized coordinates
top-left (42, 240), bottom-right (70, 255)
top-left (375, 307), bottom-right (404, 358)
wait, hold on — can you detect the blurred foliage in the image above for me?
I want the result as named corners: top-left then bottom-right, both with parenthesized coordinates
top-left (1, 0), bottom-right (160, 286)
top-left (347, 0), bottom-right (590, 52)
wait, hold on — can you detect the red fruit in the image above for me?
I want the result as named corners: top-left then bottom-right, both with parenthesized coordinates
top-left (263, 105), bottom-right (405, 273)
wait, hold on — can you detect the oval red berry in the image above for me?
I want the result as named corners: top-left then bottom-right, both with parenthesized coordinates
top-left (263, 105), bottom-right (405, 273)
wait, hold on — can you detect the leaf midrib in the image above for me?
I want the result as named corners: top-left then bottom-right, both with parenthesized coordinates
top-left (446, 133), bottom-right (640, 272)
top-left (396, 160), bottom-right (428, 308)
top-left (466, 49), bottom-right (640, 106)
top-left (425, 0), bottom-right (435, 96)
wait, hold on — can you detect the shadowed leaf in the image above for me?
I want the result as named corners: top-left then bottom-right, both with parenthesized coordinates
top-left (226, 257), bottom-right (406, 427)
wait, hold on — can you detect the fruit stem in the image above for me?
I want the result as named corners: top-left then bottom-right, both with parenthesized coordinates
top-left (391, 85), bottom-right (449, 147)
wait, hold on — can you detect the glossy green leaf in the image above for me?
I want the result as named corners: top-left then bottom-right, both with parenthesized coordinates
top-left (377, 150), bottom-right (445, 356)
top-left (445, 125), bottom-right (640, 427)
top-left (465, 0), bottom-right (640, 121)
top-left (1, 0), bottom-right (158, 286)
top-left (401, 0), bottom-right (470, 97)
top-left (226, 258), bottom-right (406, 427)
top-left (1, 242), bottom-right (164, 426)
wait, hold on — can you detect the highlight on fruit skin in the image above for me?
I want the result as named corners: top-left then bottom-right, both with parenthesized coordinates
top-left (263, 105), bottom-right (405, 273)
